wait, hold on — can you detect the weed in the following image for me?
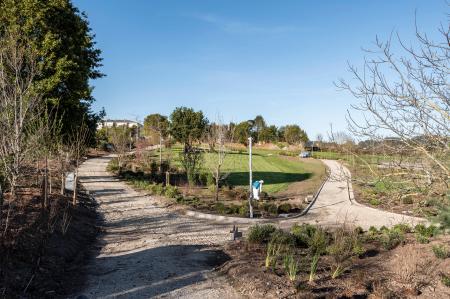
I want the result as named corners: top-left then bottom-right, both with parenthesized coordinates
top-left (247, 224), bottom-right (276, 244)
top-left (215, 202), bottom-right (226, 214)
top-left (432, 244), bottom-right (449, 259)
top-left (238, 204), bottom-right (249, 216)
top-left (415, 234), bottom-right (430, 244)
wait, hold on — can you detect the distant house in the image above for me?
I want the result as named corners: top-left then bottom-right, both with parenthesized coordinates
top-left (304, 141), bottom-right (320, 151)
top-left (97, 119), bottom-right (142, 130)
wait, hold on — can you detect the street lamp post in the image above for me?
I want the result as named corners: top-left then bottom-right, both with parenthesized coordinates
top-left (248, 136), bottom-right (254, 218)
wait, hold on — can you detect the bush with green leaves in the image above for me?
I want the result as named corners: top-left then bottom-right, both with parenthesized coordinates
top-left (432, 244), bottom-right (449, 259)
top-left (247, 224), bottom-right (276, 244)
top-left (269, 229), bottom-right (296, 248)
top-left (380, 228), bottom-right (405, 250)
top-left (392, 223), bottom-right (412, 233)
top-left (435, 205), bottom-right (450, 233)
top-left (151, 183), bottom-right (165, 196)
top-left (442, 274), bottom-right (450, 287)
top-left (164, 185), bottom-right (179, 198)
top-left (308, 228), bottom-right (329, 256)
top-left (278, 203), bottom-right (292, 214)
top-left (291, 223), bottom-right (317, 247)
top-left (214, 202), bottom-right (227, 214)
top-left (414, 224), bottom-right (439, 243)
top-left (238, 204), bottom-right (249, 216)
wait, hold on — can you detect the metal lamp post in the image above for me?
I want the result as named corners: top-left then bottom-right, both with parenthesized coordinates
top-left (248, 136), bottom-right (254, 218)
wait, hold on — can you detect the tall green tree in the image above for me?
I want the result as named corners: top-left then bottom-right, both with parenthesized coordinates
top-left (170, 107), bottom-right (208, 185)
top-left (234, 121), bottom-right (252, 145)
top-left (284, 125), bottom-right (309, 145)
top-left (170, 107), bottom-right (207, 152)
top-left (0, 0), bottom-right (104, 140)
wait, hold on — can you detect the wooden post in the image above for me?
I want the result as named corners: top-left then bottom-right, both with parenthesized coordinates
top-left (165, 171), bottom-right (170, 186)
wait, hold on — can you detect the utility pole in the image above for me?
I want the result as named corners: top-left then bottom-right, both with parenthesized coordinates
top-left (248, 136), bottom-right (254, 218)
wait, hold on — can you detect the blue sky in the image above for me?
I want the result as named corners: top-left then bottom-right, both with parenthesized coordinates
top-left (74, 0), bottom-right (447, 138)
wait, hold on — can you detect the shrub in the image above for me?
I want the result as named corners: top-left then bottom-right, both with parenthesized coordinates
top-left (369, 198), bottom-right (381, 206)
top-left (392, 223), bottom-right (412, 233)
top-left (228, 204), bottom-right (240, 215)
top-left (415, 234), bottom-right (430, 244)
top-left (164, 185), bottom-right (179, 198)
top-left (278, 203), bottom-right (292, 214)
top-left (215, 202), bottom-right (226, 214)
top-left (432, 244), bottom-right (449, 259)
top-left (442, 274), bottom-right (450, 287)
top-left (308, 228), bottom-right (328, 256)
top-left (354, 226), bottom-right (364, 235)
top-left (151, 184), bottom-right (164, 195)
top-left (270, 229), bottom-right (296, 248)
top-left (291, 224), bottom-right (317, 247)
top-left (415, 224), bottom-right (438, 238)
top-left (247, 224), bottom-right (276, 244)
top-left (435, 205), bottom-right (450, 233)
top-left (380, 229), bottom-right (405, 250)
top-left (234, 188), bottom-right (248, 201)
top-left (239, 203), bottom-right (249, 216)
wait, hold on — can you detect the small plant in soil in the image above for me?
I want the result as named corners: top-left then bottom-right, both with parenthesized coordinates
top-left (265, 242), bottom-right (283, 269)
top-left (442, 274), bottom-right (450, 287)
top-left (379, 228), bottom-right (405, 250)
top-left (283, 254), bottom-right (299, 281)
top-left (309, 254), bottom-right (320, 283)
top-left (327, 228), bottom-right (360, 278)
top-left (432, 244), bottom-right (449, 259)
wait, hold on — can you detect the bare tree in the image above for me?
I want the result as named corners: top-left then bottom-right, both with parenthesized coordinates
top-left (206, 119), bottom-right (233, 201)
top-left (0, 31), bottom-right (42, 200)
top-left (109, 126), bottom-right (130, 171)
top-left (337, 22), bottom-right (449, 196)
top-left (69, 122), bottom-right (90, 205)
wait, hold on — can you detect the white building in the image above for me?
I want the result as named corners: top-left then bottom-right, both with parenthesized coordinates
top-left (97, 119), bottom-right (142, 130)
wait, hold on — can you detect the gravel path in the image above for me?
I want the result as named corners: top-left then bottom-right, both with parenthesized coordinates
top-left (74, 156), bottom-right (241, 299)
top-left (74, 156), bottom-right (425, 299)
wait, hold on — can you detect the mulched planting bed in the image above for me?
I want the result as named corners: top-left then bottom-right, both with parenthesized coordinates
top-left (220, 224), bottom-right (450, 298)
top-left (0, 191), bottom-right (99, 298)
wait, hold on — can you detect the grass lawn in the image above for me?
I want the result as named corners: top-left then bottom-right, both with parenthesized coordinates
top-left (159, 147), bottom-right (325, 194)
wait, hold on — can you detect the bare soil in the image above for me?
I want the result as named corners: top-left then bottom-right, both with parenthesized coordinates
top-left (0, 191), bottom-right (99, 298)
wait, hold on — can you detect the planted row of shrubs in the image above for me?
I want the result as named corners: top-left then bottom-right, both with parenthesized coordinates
top-left (246, 222), bottom-right (446, 284)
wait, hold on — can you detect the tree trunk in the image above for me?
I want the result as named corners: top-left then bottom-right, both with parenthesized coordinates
top-left (215, 169), bottom-right (220, 201)
top-left (72, 164), bottom-right (78, 205)
top-left (0, 184), bottom-right (3, 225)
top-left (61, 171), bottom-right (65, 195)
top-left (44, 156), bottom-right (48, 208)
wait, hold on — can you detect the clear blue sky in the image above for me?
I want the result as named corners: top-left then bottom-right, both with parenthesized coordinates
top-left (73, 0), bottom-right (447, 138)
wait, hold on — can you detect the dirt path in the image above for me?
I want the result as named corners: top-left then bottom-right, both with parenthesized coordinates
top-left (74, 156), bottom-right (241, 299)
top-left (281, 159), bottom-right (425, 229)
top-left (73, 156), bottom-right (425, 298)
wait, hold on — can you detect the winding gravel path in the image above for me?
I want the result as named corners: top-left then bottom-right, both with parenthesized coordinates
top-left (74, 156), bottom-right (425, 299)
top-left (74, 156), bottom-right (241, 299)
